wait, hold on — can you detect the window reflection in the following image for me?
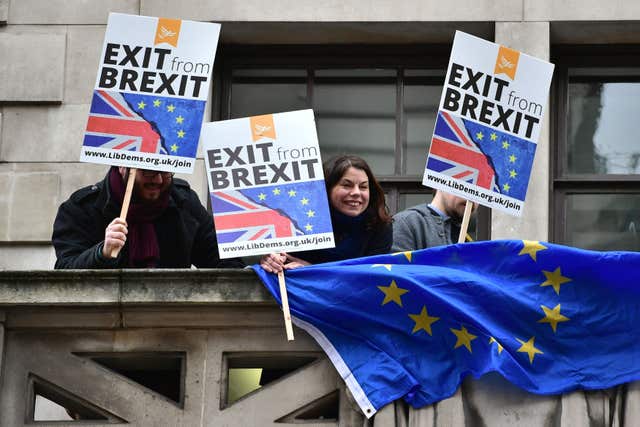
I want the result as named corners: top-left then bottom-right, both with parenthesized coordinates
top-left (566, 193), bottom-right (640, 251)
top-left (568, 82), bottom-right (640, 174)
top-left (230, 83), bottom-right (307, 118)
top-left (404, 84), bottom-right (440, 175)
top-left (314, 73), bottom-right (396, 174)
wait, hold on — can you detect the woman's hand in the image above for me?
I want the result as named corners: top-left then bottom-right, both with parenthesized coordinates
top-left (260, 252), bottom-right (287, 273)
top-left (259, 252), bottom-right (311, 273)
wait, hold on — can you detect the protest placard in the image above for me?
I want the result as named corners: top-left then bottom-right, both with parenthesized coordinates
top-left (80, 13), bottom-right (220, 174)
top-left (423, 31), bottom-right (554, 216)
top-left (202, 109), bottom-right (334, 259)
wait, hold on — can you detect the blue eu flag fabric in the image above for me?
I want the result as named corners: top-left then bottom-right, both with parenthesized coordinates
top-left (252, 240), bottom-right (640, 418)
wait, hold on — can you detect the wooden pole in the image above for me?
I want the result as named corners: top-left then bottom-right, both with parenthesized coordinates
top-left (110, 167), bottom-right (136, 258)
top-left (458, 200), bottom-right (474, 244)
top-left (278, 271), bottom-right (295, 341)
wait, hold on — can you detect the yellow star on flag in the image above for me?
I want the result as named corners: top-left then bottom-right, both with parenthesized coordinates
top-left (377, 280), bottom-right (408, 307)
top-left (450, 325), bottom-right (477, 353)
top-left (170, 143), bottom-right (179, 153)
top-left (509, 154), bottom-right (517, 163)
top-left (305, 223), bottom-right (313, 232)
top-left (502, 140), bottom-right (510, 149)
top-left (516, 336), bottom-right (543, 364)
top-left (538, 304), bottom-right (570, 333)
top-left (167, 104), bottom-right (176, 112)
top-left (476, 131), bottom-right (484, 140)
top-left (273, 188), bottom-right (281, 195)
top-left (176, 115), bottom-right (184, 124)
top-left (503, 183), bottom-right (510, 192)
top-left (409, 306), bottom-right (440, 335)
top-left (509, 169), bottom-right (517, 179)
top-left (540, 267), bottom-right (571, 295)
top-left (153, 99), bottom-right (161, 107)
top-left (307, 210), bottom-right (315, 217)
top-left (518, 240), bottom-right (547, 261)
top-left (372, 264), bottom-right (392, 271)
top-left (137, 101), bottom-right (146, 109)
top-left (288, 189), bottom-right (297, 197)
top-left (177, 130), bottom-right (185, 138)
top-left (489, 337), bottom-right (504, 354)
top-left (258, 193), bottom-right (266, 201)
top-left (490, 132), bottom-right (497, 141)
top-left (301, 197), bottom-right (309, 205)
top-left (392, 251), bottom-right (412, 262)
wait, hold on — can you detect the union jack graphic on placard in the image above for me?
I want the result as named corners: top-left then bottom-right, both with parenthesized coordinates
top-left (83, 90), bottom-right (167, 154)
top-left (427, 111), bottom-right (499, 192)
top-left (211, 190), bottom-right (303, 243)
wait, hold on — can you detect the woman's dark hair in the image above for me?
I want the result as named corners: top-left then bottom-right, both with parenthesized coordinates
top-left (323, 155), bottom-right (392, 228)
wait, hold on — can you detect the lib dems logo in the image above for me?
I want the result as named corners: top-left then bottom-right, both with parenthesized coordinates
top-left (155, 18), bottom-right (182, 47)
top-left (494, 45), bottom-right (520, 80)
top-left (250, 114), bottom-right (277, 141)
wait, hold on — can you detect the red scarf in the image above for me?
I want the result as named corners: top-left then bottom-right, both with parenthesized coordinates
top-left (108, 168), bottom-right (169, 267)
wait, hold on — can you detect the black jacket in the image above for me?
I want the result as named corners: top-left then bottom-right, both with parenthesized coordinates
top-left (52, 173), bottom-right (244, 269)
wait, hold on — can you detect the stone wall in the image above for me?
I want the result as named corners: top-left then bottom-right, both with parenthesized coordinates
top-left (3, 1), bottom-right (640, 268)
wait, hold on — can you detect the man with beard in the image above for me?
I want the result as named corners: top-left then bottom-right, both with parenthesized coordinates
top-left (52, 166), bottom-right (243, 269)
top-left (391, 189), bottom-right (477, 252)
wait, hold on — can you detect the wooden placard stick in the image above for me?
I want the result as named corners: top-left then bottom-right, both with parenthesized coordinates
top-left (457, 200), bottom-right (474, 244)
top-left (110, 167), bottom-right (137, 258)
top-left (278, 271), bottom-right (295, 341)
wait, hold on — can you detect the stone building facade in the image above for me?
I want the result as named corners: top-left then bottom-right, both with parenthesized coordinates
top-left (0, 0), bottom-right (639, 425)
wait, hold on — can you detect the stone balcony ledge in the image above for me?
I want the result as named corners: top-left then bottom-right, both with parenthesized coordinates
top-left (0, 269), bottom-right (280, 329)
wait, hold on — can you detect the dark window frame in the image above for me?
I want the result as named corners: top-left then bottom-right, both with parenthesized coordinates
top-left (213, 44), bottom-right (491, 240)
top-left (551, 45), bottom-right (640, 246)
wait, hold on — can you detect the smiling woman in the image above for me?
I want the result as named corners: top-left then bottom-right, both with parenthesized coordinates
top-left (259, 155), bottom-right (393, 273)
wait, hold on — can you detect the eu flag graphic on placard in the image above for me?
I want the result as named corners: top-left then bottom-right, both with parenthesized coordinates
top-left (83, 90), bottom-right (205, 158)
top-left (212, 180), bottom-right (332, 243)
top-left (427, 111), bottom-right (536, 201)
top-left (253, 240), bottom-right (640, 417)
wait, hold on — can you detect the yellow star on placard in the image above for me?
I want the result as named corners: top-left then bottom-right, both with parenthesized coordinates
top-left (518, 240), bottom-right (547, 261)
top-left (273, 188), bottom-right (281, 195)
top-left (377, 280), bottom-right (408, 307)
top-left (288, 189), bottom-right (297, 197)
top-left (170, 143), bottom-right (179, 153)
top-left (153, 99), bottom-right (161, 107)
top-left (258, 193), bottom-right (266, 201)
top-left (176, 115), bottom-right (184, 124)
top-left (490, 132), bottom-right (497, 141)
top-left (516, 336), bottom-right (543, 364)
top-left (489, 337), bottom-right (504, 354)
top-left (137, 101), bottom-right (146, 109)
top-left (451, 326), bottom-right (477, 353)
top-left (167, 104), bottom-right (176, 112)
top-left (409, 306), bottom-right (440, 335)
top-left (538, 304), bottom-right (570, 333)
top-left (372, 264), bottom-right (392, 271)
top-left (540, 267), bottom-right (571, 295)
top-left (177, 130), bottom-right (185, 138)
top-left (392, 251), bottom-right (412, 262)
top-left (301, 197), bottom-right (309, 205)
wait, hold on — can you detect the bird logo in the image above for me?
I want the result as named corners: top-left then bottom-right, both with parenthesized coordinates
top-left (158, 26), bottom-right (177, 40)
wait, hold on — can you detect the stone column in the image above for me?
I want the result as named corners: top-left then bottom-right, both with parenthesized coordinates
top-left (492, 22), bottom-right (551, 241)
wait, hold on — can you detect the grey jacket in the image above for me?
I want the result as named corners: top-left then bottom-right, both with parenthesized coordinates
top-left (391, 204), bottom-right (460, 252)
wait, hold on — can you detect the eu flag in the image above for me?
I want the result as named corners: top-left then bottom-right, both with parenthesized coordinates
top-left (252, 240), bottom-right (640, 418)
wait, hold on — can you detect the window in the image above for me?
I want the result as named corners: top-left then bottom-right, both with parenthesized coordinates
top-left (216, 45), bottom-right (487, 239)
top-left (552, 46), bottom-right (640, 251)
